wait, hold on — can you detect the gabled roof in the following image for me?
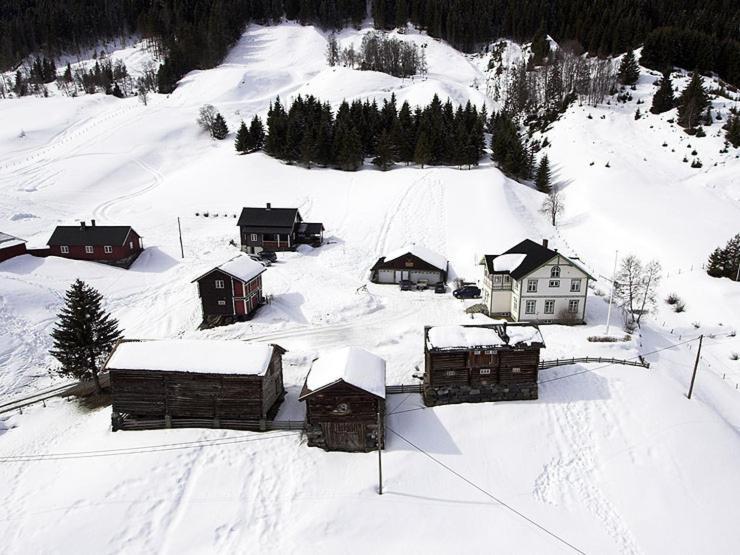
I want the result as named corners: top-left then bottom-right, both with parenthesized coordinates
top-left (47, 225), bottom-right (136, 247)
top-left (426, 323), bottom-right (545, 351)
top-left (0, 232), bottom-right (26, 249)
top-left (297, 222), bottom-right (324, 234)
top-left (375, 245), bottom-right (448, 272)
top-left (192, 255), bottom-right (266, 284)
top-left (237, 206), bottom-right (301, 230)
top-left (300, 347), bottom-right (386, 400)
top-left (484, 239), bottom-right (595, 280)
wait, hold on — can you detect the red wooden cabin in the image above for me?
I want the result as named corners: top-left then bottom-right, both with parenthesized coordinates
top-left (0, 232), bottom-right (27, 263)
top-left (47, 220), bottom-right (143, 267)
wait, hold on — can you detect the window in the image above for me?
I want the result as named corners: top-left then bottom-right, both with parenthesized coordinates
top-left (129, 241), bottom-right (134, 249)
top-left (551, 266), bottom-right (561, 278)
top-left (85, 245), bottom-right (94, 254)
top-left (544, 300), bottom-right (555, 314)
top-left (445, 370), bottom-right (456, 377)
top-left (473, 350), bottom-right (481, 355)
top-left (512, 367), bottom-right (521, 374)
top-left (217, 300), bottom-right (226, 306)
top-left (525, 300), bottom-right (536, 314)
top-left (568, 299), bottom-right (580, 313)
top-left (480, 368), bottom-right (491, 375)
top-left (549, 279), bottom-right (560, 288)
top-left (60, 246), bottom-right (69, 254)
top-left (215, 280), bottom-right (225, 289)
top-left (513, 297), bottom-right (518, 310)
top-left (570, 279), bottom-right (582, 292)
top-left (332, 402), bottom-right (351, 415)
top-left (250, 233), bottom-right (258, 242)
top-left (104, 246), bottom-right (113, 254)
top-left (527, 279), bottom-right (538, 292)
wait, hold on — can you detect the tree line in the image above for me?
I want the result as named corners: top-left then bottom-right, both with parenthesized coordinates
top-left (707, 234), bottom-right (740, 281)
top-left (327, 31), bottom-right (427, 78)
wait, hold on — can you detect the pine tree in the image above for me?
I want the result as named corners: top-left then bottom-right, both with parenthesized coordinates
top-left (724, 113), bottom-right (740, 147)
top-left (63, 63), bottom-right (73, 82)
top-left (706, 247), bottom-right (726, 277)
top-left (677, 72), bottom-right (709, 130)
top-left (373, 130), bottom-right (396, 171)
top-left (235, 121), bottom-right (250, 153)
top-left (248, 115), bottom-right (265, 151)
top-left (334, 124), bottom-right (363, 171)
top-left (618, 49), bottom-right (640, 85)
top-left (111, 82), bottom-right (124, 98)
top-left (650, 72), bottom-right (675, 114)
top-left (535, 154), bottom-right (552, 193)
top-left (49, 279), bottom-right (122, 392)
top-left (413, 130), bottom-right (432, 168)
top-left (211, 113), bottom-right (229, 140)
top-left (265, 98), bottom-right (288, 158)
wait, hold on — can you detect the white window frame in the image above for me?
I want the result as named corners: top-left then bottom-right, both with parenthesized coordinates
top-left (551, 266), bottom-right (561, 278)
top-left (60, 245), bottom-right (69, 254)
top-left (527, 279), bottom-right (537, 292)
top-left (549, 279), bottom-right (560, 288)
top-left (104, 245), bottom-right (113, 254)
top-left (525, 300), bottom-right (536, 314)
top-left (570, 279), bottom-right (582, 292)
top-left (479, 368), bottom-right (492, 375)
top-left (512, 367), bottom-right (522, 374)
top-left (85, 245), bottom-right (94, 254)
top-left (568, 299), bottom-right (580, 313)
top-left (129, 241), bottom-right (134, 249)
top-left (250, 233), bottom-right (258, 242)
top-left (217, 300), bottom-right (226, 306)
top-left (215, 279), bottom-right (225, 289)
top-left (445, 370), bottom-right (456, 377)
top-left (544, 300), bottom-right (555, 314)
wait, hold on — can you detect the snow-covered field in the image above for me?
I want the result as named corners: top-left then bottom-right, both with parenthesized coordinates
top-left (1, 23), bottom-right (739, 554)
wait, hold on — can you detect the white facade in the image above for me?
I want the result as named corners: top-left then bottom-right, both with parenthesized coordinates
top-left (483, 254), bottom-right (591, 324)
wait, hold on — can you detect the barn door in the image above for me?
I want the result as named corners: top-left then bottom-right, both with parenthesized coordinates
top-left (325, 422), bottom-right (365, 451)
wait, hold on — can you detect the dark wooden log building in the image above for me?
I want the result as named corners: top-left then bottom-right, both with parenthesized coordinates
top-left (299, 347), bottom-right (386, 452)
top-left (423, 323), bottom-right (545, 406)
top-left (46, 220), bottom-right (143, 267)
top-left (0, 232), bottom-right (27, 263)
top-left (370, 245), bottom-right (448, 285)
top-left (238, 203), bottom-right (324, 254)
top-left (107, 339), bottom-right (286, 431)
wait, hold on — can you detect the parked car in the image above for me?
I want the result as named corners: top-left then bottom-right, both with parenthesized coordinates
top-left (399, 279), bottom-right (414, 291)
top-left (258, 251), bottom-right (277, 263)
top-left (249, 254), bottom-right (270, 267)
top-left (434, 282), bottom-right (446, 294)
top-left (416, 279), bottom-right (429, 291)
top-left (453, 285), bottom-right (481, 299)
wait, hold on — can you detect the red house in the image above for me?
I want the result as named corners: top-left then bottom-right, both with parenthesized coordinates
top-left (47, 220), bottom-right (143, 268)
top-left (193, 255), bottom-right (267, 328)
top-left (0, 232), bottom-right (27, 263)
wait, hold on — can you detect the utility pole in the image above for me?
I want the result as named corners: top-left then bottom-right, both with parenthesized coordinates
top-left (377, 410), bottom-right (383, 495)
top-left (177, 217), bottom-right (184, 259)
top-left (687, 335), bottom-right (703, 399)
top-left (605, 250), bottom-right (619, 336)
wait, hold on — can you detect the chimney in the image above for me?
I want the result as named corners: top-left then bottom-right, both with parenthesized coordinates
top-left (266, 203), bottom-right (271, 210)
top-left (80, 220), bottom-right (86, 231)
top-left (91, 219), bottom-right (96, 227)
top-left (542, 238), bottom-right (549, 248)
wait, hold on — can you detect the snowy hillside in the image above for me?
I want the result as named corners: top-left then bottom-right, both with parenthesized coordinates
top-left (1, 23), bottom-right (739, 554)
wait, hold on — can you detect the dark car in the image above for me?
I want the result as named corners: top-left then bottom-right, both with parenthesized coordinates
top-left (258, 251), bottom-right (277, 263)
top-left (453, 285), bottom-right (481, 299)
top-left (434, 282), bottom-right (446, 294)
top-left (399, 279), bottom-right (414, 291)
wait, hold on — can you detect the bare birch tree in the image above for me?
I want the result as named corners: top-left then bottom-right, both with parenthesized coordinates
top-left (541, 186), bottom-right (565, 226)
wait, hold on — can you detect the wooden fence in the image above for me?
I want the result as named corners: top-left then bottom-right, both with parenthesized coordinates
top-left (539, 356), bottom-right (649, 370)
top-left (385, 384), bottom-right (423, 394)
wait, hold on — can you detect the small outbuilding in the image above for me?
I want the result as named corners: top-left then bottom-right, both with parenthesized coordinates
top-left (370, 245), bottom-right (448, 285)
top-left (423, 323), bottom-right (544, 406)
top-left (0, 232), bottom-right (27, 263)
top-left (47, 220), bottom-right (143, 267)
top-left (193, 255), bottom-right (266, 327)
top-left (108, 339), bottom-right (286, 431)
top-left (299, 347), bottom-right (386, 452)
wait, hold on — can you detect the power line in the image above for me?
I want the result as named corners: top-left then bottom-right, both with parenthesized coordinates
top-left (386, 426), bottom-right (585, 554)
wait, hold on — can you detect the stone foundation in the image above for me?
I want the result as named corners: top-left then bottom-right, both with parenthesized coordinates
top-left (423, 383), bottom-right (538, 407)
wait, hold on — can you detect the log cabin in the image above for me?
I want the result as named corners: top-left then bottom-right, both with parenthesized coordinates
top-left (299, 347), bottom-right (386, 452)
top-left (46, 220), bottom-right (143, 268)
top-left (238, 203), bottom-right (324, 254)
top-left (193, 255), bottom-right (266, 328)
top-left (107, 339), bottom-right (286, 431)
top-left (370, 244), bottom-right (448, 285)
top-left (423, 323), bottom-right (545, 406)
top-left (0, 232), bottom-right (27, 263)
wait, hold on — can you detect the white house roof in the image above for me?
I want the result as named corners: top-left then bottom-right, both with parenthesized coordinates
top-left (427, 325), bottom-right (544, 350)
top-left (384, 244), bottom-right (447, 271)
top-left (305, 347), bottom-right (386, 398)
top-left (0, 232), bottom-right (26, 249)
top-left (194, 255), bottom-right (266, 284)
top-left (106, 340), bottom-right (276, 375)
top-left (492, 253), bottom-right (526, 273)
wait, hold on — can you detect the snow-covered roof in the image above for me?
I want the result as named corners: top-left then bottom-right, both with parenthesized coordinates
top-left (107, 340), bottom-right (277, 375)
top-left (0, 232), bottom-right (26, 249)
top-left (505, 326), bottom-right (544, 347)
top-left (491, 253), bottom-right (526, 273)
top-left (304, 347), bottom-right (386, 398)
top-left (426, 325), bottom-right (544, 350)
top-left (384, 245), bottom-right (447, 271)
top-left (194, 255), bottom-right (266, 284)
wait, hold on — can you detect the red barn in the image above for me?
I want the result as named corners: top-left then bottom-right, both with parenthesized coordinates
top-left (47, 220), bottom-right (143, 268)
top-left (193, 255), bottom-right (267, 328)
top-left (0, 232), bottom-right (27, 263)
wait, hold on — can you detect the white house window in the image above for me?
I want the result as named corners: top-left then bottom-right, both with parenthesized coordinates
top-left (217, 300), bottom-right (226, 306)
top-left (551, 266), bottom-right (561, 278)
top-left (513, 297), bottom-right (518, 310)
top-left (544, 300), bottom-right (555, 314)
top-left (215, 279), bottom-right (225, 289)
top-left (129, 241), bottom-right (134, 249)
top-left (445, 370), bottom-right (456, 377)
top-left (568, 299), bottom-right (580, 313)
top-left (525, 300), bottom-right (536, 314)
top-left (85, 245), bottom-right (94, 254)
top-left (511, 367), bottom-right (522, 374)
top-left (250, 233), bottom-right (258, 242)
top-left (104, 246), bottom-right (113, 254)
top-left (60, 246), bottom-right (69, 254)
top-left (527, 279), bottom-right (537, 292)
top-left (570, 279), bottom-right (582, 292)
top-left (549, 279), bottom-right (560, 288)
top-left (480, 368), bottom-right (492, 375)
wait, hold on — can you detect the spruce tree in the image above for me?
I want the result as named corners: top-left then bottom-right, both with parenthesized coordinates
top-left (49, 279), bottom-right (122, 392)
top-left (677, 72), bottom-right (709, 130)
top-left (724, 113), bottom-right (740, 147)
top-left (334, 124), bottom-right (363, 171)
top-left (706, 247), bottom-right (726, 277)
top-left (63, 63), bottom-right (73, 82)
top-left (413, 130), bottom-right (432, 168)
top-left (248, 115), bottom-right (265, 151)
top-left (373, 130), bottom-right (396, 171)
top-left (650, 72), bottom-right (675, 114)
top-left (211, 113), bottom-right (229, 140)
top-left (535, 154), bottom-right (552, 193)
top-left (235, 121), bottom-right (250, 153)
top-left (618, 49), bottom-right (640, 85)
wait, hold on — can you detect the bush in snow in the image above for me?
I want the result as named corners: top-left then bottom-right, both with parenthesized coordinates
top-left (730, 352), bottom-right (739, 361)
top-left (674, 301), bottom-right (686, 313)
top-left (692, 321), bottom-right (701, 329)
top-left (665, 292), bottom-right (681, 305)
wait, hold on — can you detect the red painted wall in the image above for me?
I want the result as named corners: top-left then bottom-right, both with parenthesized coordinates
top-left (0, 243), bottom-right (27, 263)
top-left (50, 230), bottom-right (143, 262)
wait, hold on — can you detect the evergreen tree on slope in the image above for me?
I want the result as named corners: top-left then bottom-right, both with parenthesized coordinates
top-left (650, 72), bottom-right (675, 114)
top-left (618, 49), bottom-right (640, 85)
top-left (677, 72), bottom-right (709, 130)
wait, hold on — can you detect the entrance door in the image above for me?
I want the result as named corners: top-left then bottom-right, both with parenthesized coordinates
top-left (394, 270), bottom-right (410, 282)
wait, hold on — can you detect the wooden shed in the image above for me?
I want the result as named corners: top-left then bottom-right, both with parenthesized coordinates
top-left (299, 347), bottom-right (386, 452)
top-left (423, 323), bottom-right (544, 406)
top-left (107, 339), bottom-right (286, 431)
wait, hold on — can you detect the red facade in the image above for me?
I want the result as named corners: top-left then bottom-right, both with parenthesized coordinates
top-left (50, 230), bottom-right (143, 262)
top-left (0, 242), bottom-right (27, 263)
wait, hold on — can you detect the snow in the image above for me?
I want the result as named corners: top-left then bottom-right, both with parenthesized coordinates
top-left (0, 22), bottom-right (739, 555)
top-left (209, 254), bottom-right (266, 283)
top-left (383, 244), bottom-right (447, 271)
top-left (427, 325), bottom-right (506, 350)
top-left (0, 232), bottom-right (26, 249)
top-left (305, 346), bottom-right (386, 398)
top-left (492, 253), bottom-right (527, 272)
top-left (505, 325), bottom-right (545, 347)
top-left (106, 340), bottom-right (275, 375)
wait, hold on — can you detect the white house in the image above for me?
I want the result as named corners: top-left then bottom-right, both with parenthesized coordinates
top-left (482, 239), bottom-right (595, 324)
